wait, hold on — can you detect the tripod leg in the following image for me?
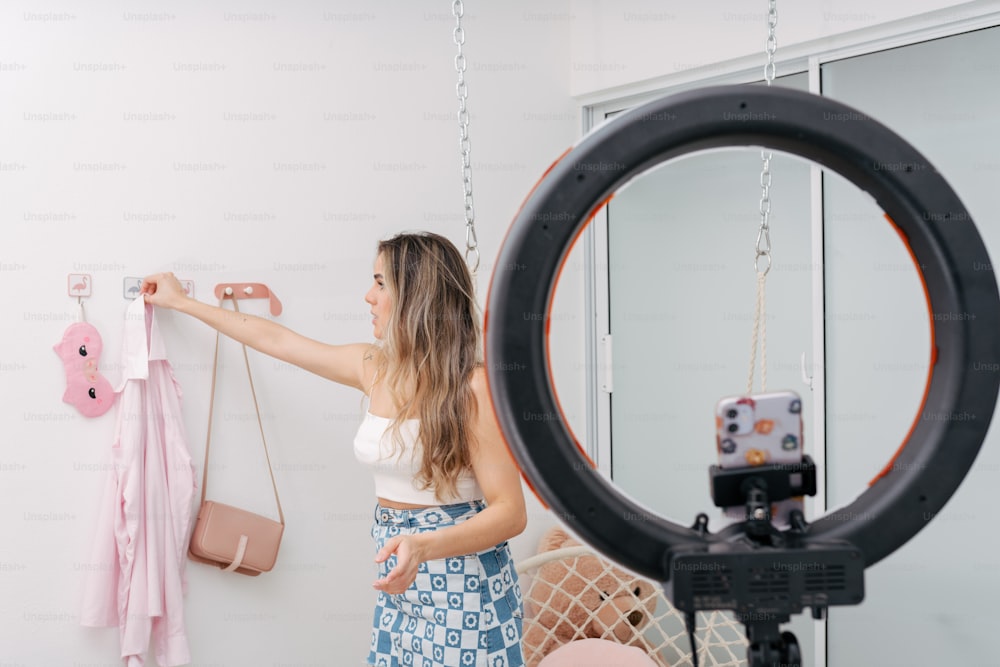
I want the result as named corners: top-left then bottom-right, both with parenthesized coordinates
top-left (781, 631), bottom-right (802, 667)
top-left (745, 620), bottom-right (801, 667)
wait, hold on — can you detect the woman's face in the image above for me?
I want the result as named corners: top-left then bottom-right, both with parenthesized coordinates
top-left (365, 253), bottom-right (392, 340)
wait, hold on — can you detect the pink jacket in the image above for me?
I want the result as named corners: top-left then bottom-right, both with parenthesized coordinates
top-left (81, 297), bottom-right (196, 666)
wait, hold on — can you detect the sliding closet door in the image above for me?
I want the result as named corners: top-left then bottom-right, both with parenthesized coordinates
top-left (821, 26), bottom-right (1000, 665)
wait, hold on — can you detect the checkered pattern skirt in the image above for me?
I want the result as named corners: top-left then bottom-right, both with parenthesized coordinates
top-left (367, 500), bottom-right (525, 667)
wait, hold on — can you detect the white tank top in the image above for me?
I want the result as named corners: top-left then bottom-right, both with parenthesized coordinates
top-left (353, 411), bottom-right (484, 505)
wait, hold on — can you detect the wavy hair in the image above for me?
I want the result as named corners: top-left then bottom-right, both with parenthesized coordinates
top-left (375, 231), bottom-right (481, 501)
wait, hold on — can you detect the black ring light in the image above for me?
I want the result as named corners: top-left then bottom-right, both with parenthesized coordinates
top-left (485, 85), bottom-right (1000, 591)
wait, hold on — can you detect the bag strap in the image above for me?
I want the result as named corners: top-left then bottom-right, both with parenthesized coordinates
top-left (200, 297), bottom-right (285, 525)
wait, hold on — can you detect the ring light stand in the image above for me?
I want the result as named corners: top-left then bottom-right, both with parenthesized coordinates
top-left (485, 86), bottom-right (1000, 666)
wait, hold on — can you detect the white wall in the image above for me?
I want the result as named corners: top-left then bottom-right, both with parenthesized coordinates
top-left (0, 1), bottom-right (578, 664)
top-left (5, 1), bottom-right (990, 664)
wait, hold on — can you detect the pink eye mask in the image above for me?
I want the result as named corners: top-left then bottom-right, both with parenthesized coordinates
top-left (53, 322), bottom-right (115, 417)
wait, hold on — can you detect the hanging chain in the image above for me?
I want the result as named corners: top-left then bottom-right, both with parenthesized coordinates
top-left (754, 0), bottom-right (777, 276)
top-left (763, 0), bottom-right (777, 85)
top-left (452, 0), bottom-right (479, 274)
top-left (748, 0), bottom-right (777, 395)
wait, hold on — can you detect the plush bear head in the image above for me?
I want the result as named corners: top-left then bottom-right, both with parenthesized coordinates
top-left (522, 526), bottom-right (667, 667)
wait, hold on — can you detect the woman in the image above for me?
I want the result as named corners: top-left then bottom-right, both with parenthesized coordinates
top-left (141, 231), bottom-right (527, 666)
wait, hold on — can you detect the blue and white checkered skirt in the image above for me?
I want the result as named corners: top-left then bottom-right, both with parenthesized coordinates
top-left (367, 500), bottom-right (524, 667)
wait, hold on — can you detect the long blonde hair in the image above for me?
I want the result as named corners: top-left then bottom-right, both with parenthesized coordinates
top-left (375, 231), bottom-right (481, 501)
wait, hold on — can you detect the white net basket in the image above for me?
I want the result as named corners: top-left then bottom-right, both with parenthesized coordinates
top-left (516, 544), bottom-right (748, 667)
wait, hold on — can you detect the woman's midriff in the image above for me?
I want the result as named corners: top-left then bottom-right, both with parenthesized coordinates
top-left (377, 497), bottom-right (435, 510)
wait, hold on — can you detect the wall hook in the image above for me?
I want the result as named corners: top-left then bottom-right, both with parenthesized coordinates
top-left (68, 273), bottom-right (92, 297)
top-left (214, 282), bottom-right (282, 316)
top-left (800, 351), bottom-right (814, 391)
top-left (68, 273), bottom-right (93, 321)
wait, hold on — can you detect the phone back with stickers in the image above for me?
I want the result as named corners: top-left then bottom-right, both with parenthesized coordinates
top-left (715, 390), bottom-right (804, 527)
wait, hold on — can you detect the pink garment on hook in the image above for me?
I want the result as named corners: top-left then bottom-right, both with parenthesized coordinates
top-left (80, 297), bottom-right (197, 667)
top-left (53, 321), bottom-right (115, 417)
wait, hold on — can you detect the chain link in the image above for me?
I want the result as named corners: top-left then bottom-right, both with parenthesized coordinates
top-left (763, 0), bottom-right (777, 85)
top-left (452, 0), bottom-right (479, 273)
top-left (755, 151), bottom-right (773, 274)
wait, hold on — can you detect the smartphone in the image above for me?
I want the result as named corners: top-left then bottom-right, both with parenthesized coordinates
top-left (715, 390), bottom-right (804, 528)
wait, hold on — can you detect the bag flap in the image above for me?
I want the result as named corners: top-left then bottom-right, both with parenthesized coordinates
top-left (190, 501), bottom-right (284, 571)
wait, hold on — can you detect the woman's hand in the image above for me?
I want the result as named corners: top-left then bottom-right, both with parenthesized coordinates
top-left (373, 534), bottom-right (428, 595)
top-left (140, 272), bottom-right (190, 310)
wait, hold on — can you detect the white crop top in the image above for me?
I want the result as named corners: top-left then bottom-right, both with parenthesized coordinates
top-left (353, 411), bottom-right (484, 505)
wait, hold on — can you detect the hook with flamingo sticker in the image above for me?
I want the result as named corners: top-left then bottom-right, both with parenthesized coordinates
top-left (69, 273), bottom-right (92, 298)
top-left (55, 274), bottom-right (115, 418)
top-left (123, 276), bottom-right (193, 300)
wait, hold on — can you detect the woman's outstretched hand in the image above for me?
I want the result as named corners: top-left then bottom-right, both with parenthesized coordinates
top-left (373, 534), bottom-right (427, 595)
top-left (140, 272), bottom-right (190, 310)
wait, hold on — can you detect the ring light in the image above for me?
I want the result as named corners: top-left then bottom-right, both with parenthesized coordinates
top-left (485, 86), bottom-right (1000, 620)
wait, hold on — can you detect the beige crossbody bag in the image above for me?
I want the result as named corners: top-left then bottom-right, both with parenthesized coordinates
top-left (188, 298), bottom-right (284, 576)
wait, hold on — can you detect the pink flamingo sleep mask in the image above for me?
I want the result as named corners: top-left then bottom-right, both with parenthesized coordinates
top-left (53, 321), bottom-right (115, 417)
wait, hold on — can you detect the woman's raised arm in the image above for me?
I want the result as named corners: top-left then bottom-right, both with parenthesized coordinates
top-left (141, 271), bottom-right (371, 390)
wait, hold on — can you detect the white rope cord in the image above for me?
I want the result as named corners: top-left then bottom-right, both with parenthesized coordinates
top-left (517, 545), bottom-right (748, 666)
top-left (746, 271), bottom-right (768, 395)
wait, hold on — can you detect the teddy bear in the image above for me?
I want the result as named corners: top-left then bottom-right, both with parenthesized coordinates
top-left (522, 526), bottom-right (668, 667)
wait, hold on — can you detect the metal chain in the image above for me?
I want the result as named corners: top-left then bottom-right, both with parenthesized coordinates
top-left (754, 0), bottom-right (777, 276)
top-left (452, 0), bottom-right (479, 274)
top-left (748, 0), bottom-right (778, 394)
top-left (763, 0), bottom-right (777, 85)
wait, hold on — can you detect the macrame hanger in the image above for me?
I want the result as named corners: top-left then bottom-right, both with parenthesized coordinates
top-left (746, 0), bottom-right (778, 396)
top-left (452, 0), bottom-right (480, 284)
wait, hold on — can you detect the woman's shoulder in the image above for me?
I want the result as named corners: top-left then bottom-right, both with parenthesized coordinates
top-left (468, 365), bottom-right (496, 411)
top-left (469, 364), bottom-right (488, 391)
top-left (358, 343), bottom-right (382, 363)
top-left (357, 343), bottom-right (384, 393)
